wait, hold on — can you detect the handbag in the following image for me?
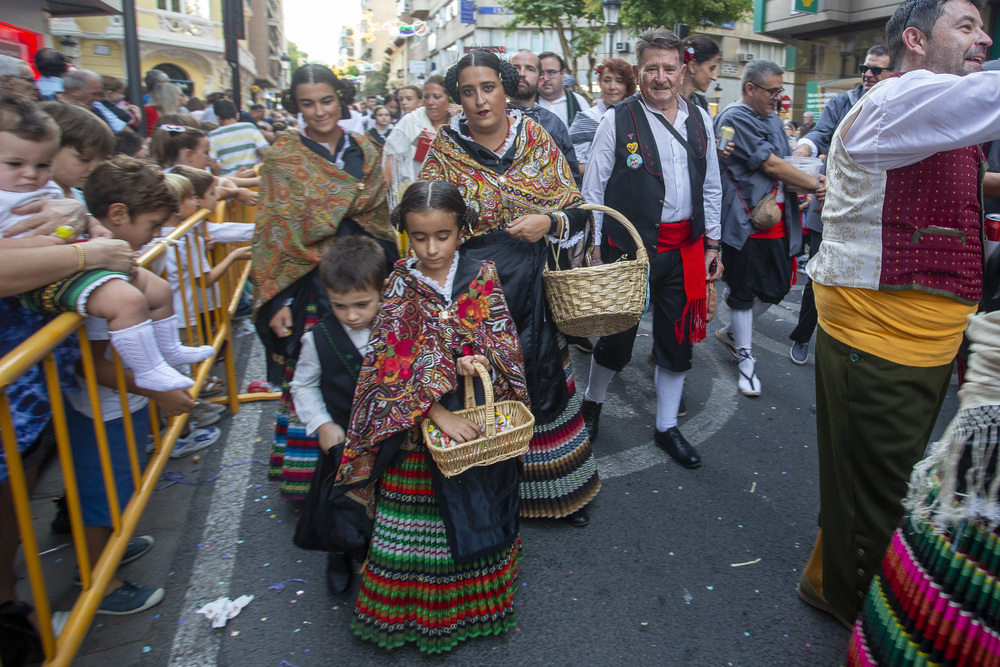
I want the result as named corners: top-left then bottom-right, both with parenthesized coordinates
top-left (293, 446), bottom-right (373, 560)
top-left (724, 166), bottom-right (782, 231)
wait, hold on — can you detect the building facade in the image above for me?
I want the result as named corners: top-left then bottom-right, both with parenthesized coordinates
top-left (14, 0), bottom-right (286, 102)
top-left (755, 0), bottom-right (1000, 119)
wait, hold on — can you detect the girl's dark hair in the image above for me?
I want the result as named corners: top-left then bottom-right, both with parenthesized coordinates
top-left (149, 124), bottom-right (206, 167)
top-left (282, 64), bottom-right (353, 117)
top-left (682, 35), bottom-right (721, 64)
top-left (390, 180), bottom-right (477, 232)
top-left (443, 50), bottom-right (520, 102)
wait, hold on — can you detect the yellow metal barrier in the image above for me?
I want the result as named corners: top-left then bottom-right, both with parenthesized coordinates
top-left (0, 194), bottom-right (261, 666)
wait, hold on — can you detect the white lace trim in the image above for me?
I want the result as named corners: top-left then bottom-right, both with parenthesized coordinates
top-left (451, 108), bottom-right (523, 157)
top-left (406, 251), bottom-right (460, 305)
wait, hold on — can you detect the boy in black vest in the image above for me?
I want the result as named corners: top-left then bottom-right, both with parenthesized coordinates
top-left (580, 28), bottom-right (724, 469)
top-left (290, 236), bottom-right (386, 594)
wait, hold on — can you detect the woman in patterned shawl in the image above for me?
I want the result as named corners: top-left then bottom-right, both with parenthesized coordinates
top-left (420, 50), bottom-right (601, 526)
top-left (251, 64), bottom-right (398, 499)
top-left (336, 181), bottom-right (530, 653)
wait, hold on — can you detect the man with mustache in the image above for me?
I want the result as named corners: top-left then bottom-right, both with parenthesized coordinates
top-left (788, 44), bottom-right (895, 366)
top-left (798, 0), bottom-right (1000, 630)
top-left (713, 60), bottom-right (825, 398)
top-left (580, 28), bottom-right (722, 469)
top-left (508, 49), bottom-right (582, 186)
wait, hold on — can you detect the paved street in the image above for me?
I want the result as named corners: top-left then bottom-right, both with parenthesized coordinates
top-left (36, 280), bottom-right (958, 667)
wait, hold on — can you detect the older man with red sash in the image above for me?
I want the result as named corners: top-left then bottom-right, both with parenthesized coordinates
top-left (798, 0), bottom-right (1000, 631)
top-left (581, 27), bottom-right (723, 468)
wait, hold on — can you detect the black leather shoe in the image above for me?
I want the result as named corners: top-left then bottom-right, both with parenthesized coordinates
top-left (326, 551), bottom-right (352, 595)
top-left (581, 400), bottom-right (601, 441)
top-left (563, 509), bottom-right (589, 527)
top-left (654, 427), bottom-right (701, 469)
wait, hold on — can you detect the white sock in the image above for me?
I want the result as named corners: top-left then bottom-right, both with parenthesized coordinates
top-left (654, 367), bottom-right (685, 431)
top-left (751, 297), bottom-right (772, 320)
top-left (109, 320), bottom-right (194, 392)
top-left (584, 358), bottom-right (617, 403)
top-left (730, 308), bottom-right (754, 352)
top-left (153, 316), bottom-right (215, 365)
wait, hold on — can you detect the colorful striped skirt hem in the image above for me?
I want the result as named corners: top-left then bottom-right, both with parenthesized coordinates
top-left (848, 491), bottom-right (1000, 666)
top-left (352, 450), bottom-right (520, 654)
top-left (520, 353), bottom-right (600, 519)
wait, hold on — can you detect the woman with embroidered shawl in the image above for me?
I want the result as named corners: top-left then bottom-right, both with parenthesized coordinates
top-left (420, 50), bottom-right (601, 526)
top-left (251, 64), bottom-right (398, 500)
top-left (847, 311), bottom-right (1000, 666)
top-left (336, 181), bottom-right (530, 653)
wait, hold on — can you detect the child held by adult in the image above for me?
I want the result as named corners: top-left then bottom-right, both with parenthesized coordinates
top-left (0, 96), bottom-right (213, 392)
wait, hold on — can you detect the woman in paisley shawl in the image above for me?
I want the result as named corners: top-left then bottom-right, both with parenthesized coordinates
top-left (336, 181), bottom-right (530, 653)
top-left (420, 50), bottom-right (600, 527)
top-left (251, 64), bottom-right (399, 500)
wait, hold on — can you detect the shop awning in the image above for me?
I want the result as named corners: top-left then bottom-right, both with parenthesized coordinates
top-left (45, 0), bottom-right (122, 17)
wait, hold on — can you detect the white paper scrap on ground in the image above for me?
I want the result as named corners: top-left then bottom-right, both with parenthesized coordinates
top-left (197, 594), bottom-right (254, 628)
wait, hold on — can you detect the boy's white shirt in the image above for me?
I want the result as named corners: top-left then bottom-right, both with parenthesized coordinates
top-left (289, 323), bottom-right (371, 436)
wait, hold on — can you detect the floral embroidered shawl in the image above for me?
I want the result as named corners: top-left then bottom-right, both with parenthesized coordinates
top-left (336, 259), bottom-right (529, 487)
top-left (250, 131), bottom-right (395, 314)
top-left (419, 115), bottom-right (586, 235)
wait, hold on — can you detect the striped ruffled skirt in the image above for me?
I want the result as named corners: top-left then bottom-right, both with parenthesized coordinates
top-left (352, 450), bottom-right (520, 653)
top-left (848, 489), bottom-right (1000, 666)
top-left (519, 347), bottom-right (600, 518)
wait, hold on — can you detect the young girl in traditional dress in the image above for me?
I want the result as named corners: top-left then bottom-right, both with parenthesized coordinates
top-left (336, 180), bottom-right (529, 653)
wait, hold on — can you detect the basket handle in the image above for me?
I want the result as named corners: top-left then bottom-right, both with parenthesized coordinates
top-left (575, 203), bottom-right (650, 264)
top-left (462, 361), bottom-right (496, 435)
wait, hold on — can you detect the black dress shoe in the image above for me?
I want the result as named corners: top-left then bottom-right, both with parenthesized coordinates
top-left (326, 551), bottom-right (352, 595)
top-left (581, 400), bottom-right (602, 441)
top-left (654, 427), bottom-right (701, 469)
top-left (567, 336), bottom-right (594, 354)
top-left (563, 509), bottom-right (589, 527)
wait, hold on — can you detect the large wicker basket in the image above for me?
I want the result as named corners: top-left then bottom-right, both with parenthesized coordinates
top-left (422, 362), bottom-right (534, 478)
top-left (543, 203), bottom-right (649, 338)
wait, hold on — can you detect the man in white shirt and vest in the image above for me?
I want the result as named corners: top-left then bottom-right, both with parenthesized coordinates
top-left (537, 52), bottom-right (591, 130)
top-left (798, 0), bottom-right (1000, 630)
top-left (580, 28), bottom-right (723, 469)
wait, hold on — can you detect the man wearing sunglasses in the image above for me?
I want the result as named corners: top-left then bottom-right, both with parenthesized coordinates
top-left (799, 0), bottom-right (1000, 633)
top-left (713, 59), bottom-right (825, 399)
top-left (788, 45), bottom-right (894, 367)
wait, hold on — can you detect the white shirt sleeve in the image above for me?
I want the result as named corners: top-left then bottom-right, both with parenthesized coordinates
top-left (289, 331), bottom-right (333, 436)
top-left (698, 107), bottom-right (723, 241)
top-left (798, 137), bottom-right (819, 158)
top-left (580, 113), bottom-right (617, 245)
top-left (206, 221), bottom-right (255, 242)
top-left (842, 70), bottom-right (1000, 171)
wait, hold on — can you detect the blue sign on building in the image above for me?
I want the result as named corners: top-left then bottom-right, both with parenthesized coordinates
top-left (460, 0), bottom-right (476, 23)
top-left (478, 6), bottom-right (513, 14)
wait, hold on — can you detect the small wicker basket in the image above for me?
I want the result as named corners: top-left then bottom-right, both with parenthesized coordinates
top-left (543, 203), bottom-right (650, 338)
top-left (422, 362), bottom-right (535, 478)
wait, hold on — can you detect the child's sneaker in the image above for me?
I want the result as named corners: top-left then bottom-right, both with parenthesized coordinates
top-left (96, 581), bottom-right (165, 615)
top-left (190, 401), bottom-right (225, 428)
top-left (170, 426), bottom-right (221, 458)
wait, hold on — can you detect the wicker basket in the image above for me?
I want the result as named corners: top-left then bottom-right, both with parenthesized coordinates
top-left (543, 203), bottom-right (650, 338)
top-left (422, 362), bottom-right (534, 478)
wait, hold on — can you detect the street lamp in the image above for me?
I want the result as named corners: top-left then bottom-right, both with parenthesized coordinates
top-left (602, 0), bottom-right (621, 59)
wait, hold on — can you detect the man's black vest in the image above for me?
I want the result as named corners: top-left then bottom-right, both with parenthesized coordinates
top-left (604, 94), bottom-right (708, 251)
